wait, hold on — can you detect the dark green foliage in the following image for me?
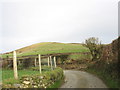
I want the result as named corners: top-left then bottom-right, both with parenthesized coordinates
top-left (56, 55), bottom-right (69, 64)
top-left (22, 58), bottom-right (33, 68)
top-left (17, 64), bottom-right (24, 70)
top-left (84, 37), bottom-right (103, 60)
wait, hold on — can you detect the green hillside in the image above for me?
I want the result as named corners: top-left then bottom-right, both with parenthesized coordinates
top-left (2, 42), bottom-right (89, 58)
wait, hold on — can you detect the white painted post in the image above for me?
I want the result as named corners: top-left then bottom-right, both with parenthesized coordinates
top-left (35, 58), bottom-right (37, 67)
top-left (38, 54), bottom-right (42, 74)
top-left (50, 56), bottom-right (53, 70)
top-left (54, 56), bottom-right (57, 68)
top-left (48, 57), bottom-right (50, 66)
top-left (13, 51), bottom-right (18, 79)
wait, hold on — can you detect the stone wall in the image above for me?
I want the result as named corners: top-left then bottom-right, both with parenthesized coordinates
top-left (99, 37), bottom-right (120, 79)
top-left (101, 37), bottom-right (119, 64)
top-left (2, 67), bottom-right (64, 88)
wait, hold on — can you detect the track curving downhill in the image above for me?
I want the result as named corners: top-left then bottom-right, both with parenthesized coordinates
top-left (60, 70), bottom-right (108, 88)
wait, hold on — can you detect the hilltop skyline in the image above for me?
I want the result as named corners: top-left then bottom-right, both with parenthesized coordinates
top-left (0, 0), bottom-right (118, 53)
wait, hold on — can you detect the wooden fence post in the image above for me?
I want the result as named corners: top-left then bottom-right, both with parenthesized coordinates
top-left (13, 51), bottom-right (18, 79)
top-left (18, 60), bottom-right (20, 65)
top-left (34, 58), bottom-right (37, 67)
top-left (50, 56), bottom-right (53, 70)
top-left (54, 56), bottom-right (57, 68)
top-left (38, 54), bottom-right (42, 74)
top-left (48, 57), bottom-right (50, 66)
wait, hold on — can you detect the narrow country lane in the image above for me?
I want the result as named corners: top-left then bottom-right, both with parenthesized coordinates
top-left (60, 70), bottom-right (108, 88)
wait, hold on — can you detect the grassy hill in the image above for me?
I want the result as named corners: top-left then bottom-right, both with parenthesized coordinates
top-left (2, 42), bottom-right (89, 58)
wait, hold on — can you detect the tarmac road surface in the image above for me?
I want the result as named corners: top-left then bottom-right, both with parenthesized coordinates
top-left (60, 70), bottom-right (107, 88)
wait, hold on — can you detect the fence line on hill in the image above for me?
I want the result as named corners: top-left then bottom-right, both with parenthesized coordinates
top-left (12, 51), bottom-right (57, 79)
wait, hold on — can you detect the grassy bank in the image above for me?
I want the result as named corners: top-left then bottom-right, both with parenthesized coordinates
top-left (68, 53), bottom-right (91, 61)
top-left (86, 68), bottom-right (119, 88)
top-left (2, 69), bottom-right (41, 84)
top-left (47, 77), bottom-right (64, 89)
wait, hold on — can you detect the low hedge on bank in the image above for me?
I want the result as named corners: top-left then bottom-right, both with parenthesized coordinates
top-left (29, 66), bottom-right (51, 71)
top-left (2, 67), bottom-right (64, 88)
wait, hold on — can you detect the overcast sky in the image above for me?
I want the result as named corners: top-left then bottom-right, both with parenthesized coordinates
top-left (0, 0), bottom-right (119, 53)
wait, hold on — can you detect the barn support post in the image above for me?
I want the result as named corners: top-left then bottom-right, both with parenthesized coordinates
top-left (54, 56), bottom-right (57, 68)
top-left (13, 51), bottom-right (18, 79)
top-left (50, 56), bottom-right (53, 70)
top-left (48, 57), bottom-right (50, 67)
top-left (38, 54), bottom-right (42, 74)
